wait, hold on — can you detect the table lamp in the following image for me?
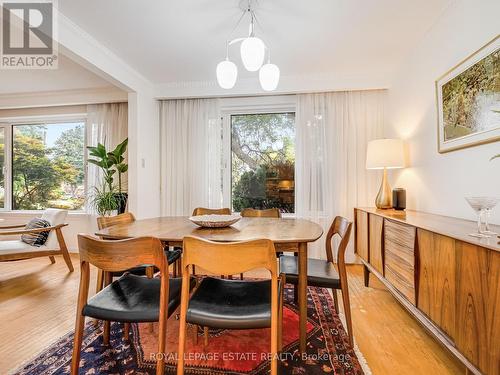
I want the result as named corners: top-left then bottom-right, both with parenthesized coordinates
top-left (366, 139), bottom-right (405, 209)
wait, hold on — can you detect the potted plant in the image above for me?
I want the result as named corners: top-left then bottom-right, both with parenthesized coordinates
top-left (107, 138), bottom-right (128, 213)
top-left (87, 138), bottom-right (129, 215)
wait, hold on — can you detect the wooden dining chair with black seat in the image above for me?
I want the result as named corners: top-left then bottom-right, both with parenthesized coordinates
top-left (240, 207), bottom-right (282, 279)
top-left (279, 215), bottom-right (354, 346)
top-left (96, 212), bottom-right (182, 338)
top-left (72, 235), bottom-right (195, 375)
top-left (190, 207), bottom-right (231, 276)
top-left (96, 212), bottom-right (182, 294)
top-left (177, 236), bottom-right (284, 375)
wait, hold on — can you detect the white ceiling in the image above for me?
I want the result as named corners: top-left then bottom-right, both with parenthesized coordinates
top-left (58, 0), bottom-right (451, 85)
top-left (0, 54), bottom-right (114, 94)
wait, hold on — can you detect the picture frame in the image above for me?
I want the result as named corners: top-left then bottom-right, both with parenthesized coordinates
top-left (436, 35), bottom-right (500, 153)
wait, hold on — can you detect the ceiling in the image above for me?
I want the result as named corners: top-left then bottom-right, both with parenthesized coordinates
top-left (58, 0), bottom-right (451, 85)
top-left (0, 54), bottom-right (114, 94)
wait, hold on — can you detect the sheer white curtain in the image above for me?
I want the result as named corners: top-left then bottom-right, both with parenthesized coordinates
top-left (296, 90), bottom-right (386, 260)
top-left (159, 98), bottom-right (223, 216)
top-left (86, 102), bottom-right (128, 212)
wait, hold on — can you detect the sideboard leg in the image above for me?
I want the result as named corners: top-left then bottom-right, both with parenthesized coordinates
top-left (363, 264), bottom-right (370, 287)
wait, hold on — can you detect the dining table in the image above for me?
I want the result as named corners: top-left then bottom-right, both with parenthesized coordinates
top-left (95, 215), bottom-right (323, 354)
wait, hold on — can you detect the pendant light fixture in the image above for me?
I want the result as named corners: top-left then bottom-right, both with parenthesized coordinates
top-left (216, 0), bottom-right (280, 91)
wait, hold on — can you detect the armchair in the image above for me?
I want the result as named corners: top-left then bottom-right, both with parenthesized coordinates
top-left (0, 209), bottom-right (73, 272)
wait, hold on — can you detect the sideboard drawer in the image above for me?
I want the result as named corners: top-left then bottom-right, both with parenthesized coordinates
top-left (384, 219), bottom-right (416, 304)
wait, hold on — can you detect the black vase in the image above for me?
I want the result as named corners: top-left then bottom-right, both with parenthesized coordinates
top-left (392, 188), bottom-right (406, 210)
top-left (114, 193), bottom-right (128, 214)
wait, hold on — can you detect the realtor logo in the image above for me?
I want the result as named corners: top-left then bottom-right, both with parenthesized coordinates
top-left (1, 0), bottom-right (58, 69)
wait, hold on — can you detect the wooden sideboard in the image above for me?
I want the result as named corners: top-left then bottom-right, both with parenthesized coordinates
top-left (354, 208), bottom-right (499, 375)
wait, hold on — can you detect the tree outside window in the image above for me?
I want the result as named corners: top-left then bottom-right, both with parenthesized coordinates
top-left (12, 122), bottom-right (85, 210)
top-left (231, 113), bottom-right (295, 213)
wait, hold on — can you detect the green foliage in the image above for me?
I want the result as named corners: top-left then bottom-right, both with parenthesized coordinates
top-left (53, 125), bottom-right (85, 185)
top-left (231, 113), bottom-right (295, 213)
top-left (87, 138), bottom-right (128, 194)
top-left (90, 185), bottom-right (119, 216)
top-left (87, 138), bottom-right (128, 214)
top-left (12, 125), bottom-right (82, 210)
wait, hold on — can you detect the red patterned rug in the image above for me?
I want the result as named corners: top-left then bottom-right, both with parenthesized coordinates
top-left (13, 285), bottom-right (368, 374)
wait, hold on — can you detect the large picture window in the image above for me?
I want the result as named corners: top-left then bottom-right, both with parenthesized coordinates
top-left (231, 112), bottom-right (295, 213)
top-left (0, 120), bottom-right (86, 211)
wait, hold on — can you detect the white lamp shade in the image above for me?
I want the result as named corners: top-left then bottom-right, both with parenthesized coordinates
top-left (216, 60), bottom-right (238, 89)
top-left (259, 63), bottom-right (280, 91)
top-left (240, 37), bottom-right (265, 71)
top-left (366, 139), bottom-right (405, 169)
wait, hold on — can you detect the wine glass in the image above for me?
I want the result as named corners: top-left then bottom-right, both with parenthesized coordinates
top-left (482, 197), bottom-right (499, 235)
top-left (465, 197), bottom-right (492, 238)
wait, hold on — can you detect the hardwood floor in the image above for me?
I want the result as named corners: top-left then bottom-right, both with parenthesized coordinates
top-left (0, 255), bottom-right (464, 374)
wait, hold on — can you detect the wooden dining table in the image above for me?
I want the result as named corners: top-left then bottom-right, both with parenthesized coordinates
top-left (95, 216), bottom-right (323, 354)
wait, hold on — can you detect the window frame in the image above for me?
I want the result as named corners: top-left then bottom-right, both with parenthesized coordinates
top-left (221, 104), bottom-right (296, 214)
top-left (0, 114), bottom-right (87, 212)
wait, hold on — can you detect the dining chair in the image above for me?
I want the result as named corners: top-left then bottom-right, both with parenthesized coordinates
top-left (240, 207), bottom-right (281, 218)
top-left (96, 212), bottom-right (182, 337)
top-left (279, 216), bottom-right (354, 346)
top-left (177, 236), bottom-right (284, 375)
top-left (240, 208), bottom-right (283, 276)
top-left (192, 207), bottom-right (231, 216)
top-left (96, 212), bottom-right (182, 293)
top-left (190, 207), bottom-right (231, 276)
top-left (72, 235), bottom-right (194, 375)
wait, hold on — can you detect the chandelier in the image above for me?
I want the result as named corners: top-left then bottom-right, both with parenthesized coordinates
top-left (216, 1), bottom-right (280, 91)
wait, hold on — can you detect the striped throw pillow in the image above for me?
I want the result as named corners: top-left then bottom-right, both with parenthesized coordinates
top-left (21, 218), bottom-right (51, 247)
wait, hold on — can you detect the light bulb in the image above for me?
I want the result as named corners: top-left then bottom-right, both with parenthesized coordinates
top-left (240, 37), bottom-right (265, 71)
top-left (259, 63), bottom-right (280, 91)
top-left (216, 60), bottom-right (238, 89)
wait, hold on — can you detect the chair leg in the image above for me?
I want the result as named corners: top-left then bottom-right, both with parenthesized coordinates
top-left (203, 327), bottom-right (209, 349)
top-left (103, 321), bottom-right (110, 346)
top-left (49, 256), bottom-right (56, 264)
top-left (123, 323), bottom-right (130, 341)
top-left (340, 283), bottom-right (354, 347)
top-left (363, 264), bottom-right (370, 287)
top-left (278, 278), bottom-right (284, 352)
top-left (71, 306), bottom-right (86, 374)
top-left (56, 227), bottom-right (74, 272)
top-left (240, 273), bottom-right (244, 280)
top-left (93, 268), bottom-right (104, 327)
top-left (146, 267), bottom-right (155, 333)
top-left (293, 284), bottom-right (298, 304)
top-left (332, 288), bottom-right (339, 313)
top-left (177, 276), bottom-right (190, 375)
top-left (102, 271), bottom-right (112, 346)
top-left (193, 325), bottom-right (198, 345)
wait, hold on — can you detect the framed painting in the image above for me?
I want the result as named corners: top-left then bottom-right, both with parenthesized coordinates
top-left (436, 35), bottom-right (500, 153)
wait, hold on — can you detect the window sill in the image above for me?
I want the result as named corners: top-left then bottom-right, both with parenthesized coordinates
top-left (0, 210), bottom-right (89, 217)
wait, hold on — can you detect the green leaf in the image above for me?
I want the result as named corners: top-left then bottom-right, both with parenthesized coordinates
top-left (490, 154), bottom-right (500, 161)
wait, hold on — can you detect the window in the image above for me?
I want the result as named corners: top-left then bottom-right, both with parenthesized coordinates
top-left (0, 120), bottom-right (86, 211)
top-left (231, 112), bottom-right (295, 213)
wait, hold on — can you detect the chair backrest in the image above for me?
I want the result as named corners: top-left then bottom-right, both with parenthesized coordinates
top-left (240, 208), bottom-right (281, 218)
top-left (192, 207), bottom-right (231, 216)
top-left (182, 236), bottom-right (278, 277)
top-left (97, 212), bottom-right (135, 230)
top-left (325, 216), bottom-right (353, 266)
top-left (41, 209), bottom-right (68, 248)
top-left (78, 234), bottom-right (166, 273)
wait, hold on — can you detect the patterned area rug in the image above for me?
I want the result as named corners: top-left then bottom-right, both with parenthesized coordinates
top-left (13, 285), bottom-right (367, 374)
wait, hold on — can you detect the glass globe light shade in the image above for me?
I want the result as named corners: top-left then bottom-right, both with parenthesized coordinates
top-left (259, 63), bottom-right (280, 91)
top-left (216, 60), bottom-right (238, 89)
top-left (240, 37), bottom-right (265, 71)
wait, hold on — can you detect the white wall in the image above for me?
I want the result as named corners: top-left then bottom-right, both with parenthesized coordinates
top-left (387, 0), bottom-right (500, 223)
top-left (127, 91), bottom-right (161, 219)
